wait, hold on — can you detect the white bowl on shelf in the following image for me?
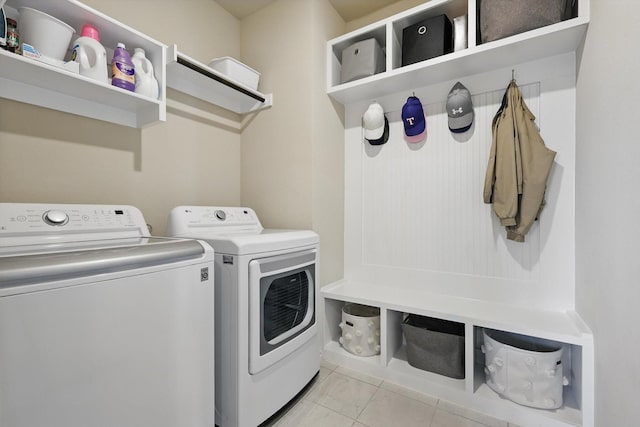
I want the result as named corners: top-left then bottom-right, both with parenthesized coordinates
top-left (19, 7), bottom-right (75, 62)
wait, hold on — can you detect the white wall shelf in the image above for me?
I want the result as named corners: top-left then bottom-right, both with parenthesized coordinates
top-left (0, 0), bottom-right (166, 128)
top-left (166, 45), bottom-right (273, 115)
top-left (322, 280), bottom-right (594, 427)
top-left (327, 0), bottom-right (589, 105)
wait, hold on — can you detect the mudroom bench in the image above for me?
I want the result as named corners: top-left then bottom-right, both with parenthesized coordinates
top-left (321, 279), bottom-right (594, 427)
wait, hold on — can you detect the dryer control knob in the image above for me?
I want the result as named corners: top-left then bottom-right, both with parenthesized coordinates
top-left (43, 210), bottom-right (68, 226)
top-left (214, 210), bottom-right (226, 221)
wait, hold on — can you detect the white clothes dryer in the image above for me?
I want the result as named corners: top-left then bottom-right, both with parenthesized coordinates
top-left (166, 206), bottom-right (319, 427)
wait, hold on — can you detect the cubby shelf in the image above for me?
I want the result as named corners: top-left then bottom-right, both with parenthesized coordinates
top-left (0, 0), bottom-right (166, 128)
top-left (324, 1), bottom-right (592, 425)
top-left (321, 280), bottom-right (593, 427)
top-left (326, 0), bottom-right (589, 105)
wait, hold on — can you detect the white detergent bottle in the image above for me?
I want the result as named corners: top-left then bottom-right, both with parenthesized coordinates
top-left (131, 48), bottom-right (159, 99)
top-left (71, 24), bottom-right (108, 84)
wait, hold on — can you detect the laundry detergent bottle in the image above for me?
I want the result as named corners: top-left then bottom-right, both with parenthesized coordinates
top-left (111, 42), bottom-right (135, 92)
top-left (71, 24), bottom-right (108, 84)
top-left (131, 48), bottom-right (159, 99)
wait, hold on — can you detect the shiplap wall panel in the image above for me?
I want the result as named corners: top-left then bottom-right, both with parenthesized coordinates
top-left (343, 53), bottom-right (576, 310)
top-left (361, 84), bottom-right (541, 281)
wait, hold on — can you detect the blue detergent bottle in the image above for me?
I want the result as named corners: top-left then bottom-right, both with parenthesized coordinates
top-left (111, 42), bottom-right (135, 91)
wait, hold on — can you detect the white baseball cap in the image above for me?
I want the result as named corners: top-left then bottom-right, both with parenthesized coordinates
top-left (363, 102), bottom-right (386, 141)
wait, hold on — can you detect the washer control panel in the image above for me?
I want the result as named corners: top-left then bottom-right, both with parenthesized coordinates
top-left (0, 203), bottom-right (146, 236)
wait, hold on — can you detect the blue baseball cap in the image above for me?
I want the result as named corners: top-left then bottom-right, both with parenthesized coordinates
top-left (401, 96), bottom-right (426, 143)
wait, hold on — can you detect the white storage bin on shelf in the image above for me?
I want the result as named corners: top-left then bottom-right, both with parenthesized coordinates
top-left (208, 57), bottom-right (260, 91)
top-left (0, 0), bottom-right (166, 128)
top-left (482, 329), bottom-right (569, 410)
top-left (339, 303), bottom-right (380, 357)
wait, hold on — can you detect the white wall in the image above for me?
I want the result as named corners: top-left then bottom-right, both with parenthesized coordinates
top-left (240, 0), bottom-right (315, 230)
top-left (575, 1), bottom-right (640, 425)
top-left (240, 0), bottom-right (346, 285)
top-left (0, 0), bottom-right (242, 233)
top-left (345, 0), bottom-right (426, 31)
top-left (310, 0), bottom-right (347, 285)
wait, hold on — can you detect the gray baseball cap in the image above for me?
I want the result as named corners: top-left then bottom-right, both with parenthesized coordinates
top-left (446, 82), bottom-right (473, 133)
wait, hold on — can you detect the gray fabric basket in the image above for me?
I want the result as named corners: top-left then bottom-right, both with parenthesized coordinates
top-left (479, 0), bottom-right (573, 43)
top-left (340, 38), bottom-right (385, 84)
top-left (402, 315), bottom-right (465, 379)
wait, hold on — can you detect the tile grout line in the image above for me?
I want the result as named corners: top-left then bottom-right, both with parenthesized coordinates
top-left (426, 398), bottom-right (440, 427)
top-left (322, 362), bottom-right (504, 427)
top-left (435, 398), bottom-right (500, 427)
top-left (351, 379), bottom-right (382, 426)
top-left (305, 369), bottom-right (378, 425)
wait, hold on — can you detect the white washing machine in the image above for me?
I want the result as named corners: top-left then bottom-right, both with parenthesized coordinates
top-left (0, 203), bottom-right (215, 427)
top-left (166, 206), bottom-right (320, 427)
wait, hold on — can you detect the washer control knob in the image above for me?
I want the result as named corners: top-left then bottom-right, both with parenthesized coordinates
top-left (214, 210), bottom-right (226, 221)
top-left (43, 210), bottom-right (68, 226)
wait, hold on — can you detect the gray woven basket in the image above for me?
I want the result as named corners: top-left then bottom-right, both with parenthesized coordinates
top-left (402, 315), bottom-right (465, 379)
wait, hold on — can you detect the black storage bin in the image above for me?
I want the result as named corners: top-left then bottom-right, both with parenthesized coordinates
top-left (401, 14), bottom-right (453, 67)
top-left (401, 314), bottom-right (465, 379)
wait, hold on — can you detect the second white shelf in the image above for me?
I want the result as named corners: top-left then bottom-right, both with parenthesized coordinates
top-left (166, 45), bottom-right (273, 115)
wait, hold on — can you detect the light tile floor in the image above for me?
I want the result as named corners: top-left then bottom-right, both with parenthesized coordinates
top-left (261, 360), bottom-right (522, 427)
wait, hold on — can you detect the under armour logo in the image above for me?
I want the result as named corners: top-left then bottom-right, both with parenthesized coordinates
top-left (406, 117), bottom-right (415, 125)
top-left (451, 107), bottom-right (463, 115)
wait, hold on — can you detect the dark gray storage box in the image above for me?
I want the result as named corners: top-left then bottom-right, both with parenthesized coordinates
top-left (340, 38), bottom-right (385, 84)
top-left (402, 315), bottom-right (465, 379)
top-left (479, 0), bottom-right (575, 43)
top-left (401, 14), bottom-right (453, 67)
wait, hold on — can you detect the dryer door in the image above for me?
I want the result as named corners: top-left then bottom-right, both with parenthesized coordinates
top-left (248, 248), bottom-right (317, 375)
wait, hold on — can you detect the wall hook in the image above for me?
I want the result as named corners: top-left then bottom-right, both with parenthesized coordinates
top-left (511, 69), bottom-right (515, 81)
